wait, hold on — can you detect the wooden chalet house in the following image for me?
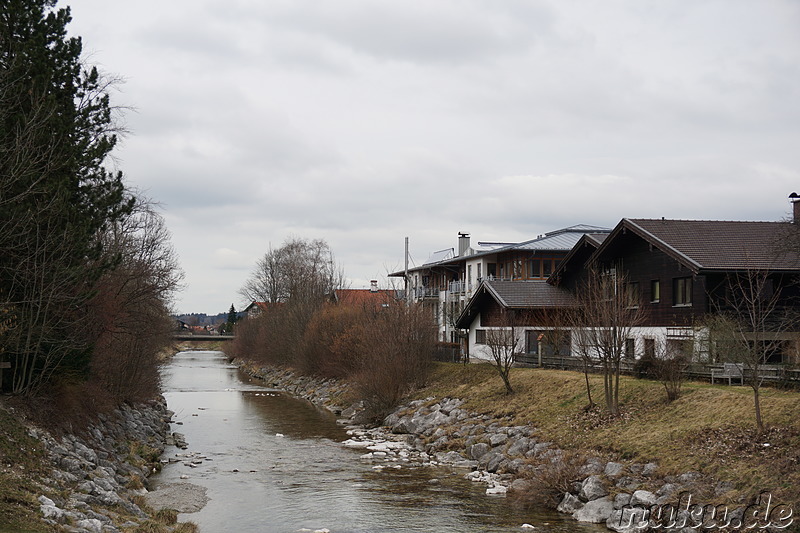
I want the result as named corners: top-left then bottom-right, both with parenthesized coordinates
top-left (455, 201), bottom-right (800, 368)
top-left (552, 216), bottom-right (800, 364)
top-left (391, 225), bottom-right (610, 343)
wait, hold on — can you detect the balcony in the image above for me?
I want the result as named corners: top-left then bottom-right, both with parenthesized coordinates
top-left (448, 281), bottom-right (466, 294)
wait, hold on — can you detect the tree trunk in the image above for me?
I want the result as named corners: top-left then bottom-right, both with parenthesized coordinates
top-left (582, 360), bottom-right (594, 408)
top-left (501, 370), bottom-right (514, 395)
top-left (753, 385), bottom-right (764, 434)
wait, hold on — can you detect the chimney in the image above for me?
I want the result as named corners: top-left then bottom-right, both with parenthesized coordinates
top-left (370, 280), bottom-right (378, 292)
top-left (790, 192), bottom-right (800, 223)
top-left (458, 232), bottom-right (470, 256)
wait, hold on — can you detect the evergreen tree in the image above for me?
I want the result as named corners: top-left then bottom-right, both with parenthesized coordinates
top-left (0, 0), bottom-right (134, 394)
top-left (222, 304), bottom-right (237, 334)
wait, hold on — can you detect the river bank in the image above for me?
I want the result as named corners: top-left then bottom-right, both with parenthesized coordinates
top-left (236, 358), bottom-right (798, 533)
top-left (0, 395), bottom-right (199, 533)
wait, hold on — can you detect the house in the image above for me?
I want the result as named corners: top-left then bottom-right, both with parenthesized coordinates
top-left (331, 280), bottom-right (397, 310)
top-left (455, 279), bottom-right (577, 363)
top-left (454, 198), bottom-right (800, 366)
top-left (391, 225), bottom-right (610, 343)
top-left (242, 301), bottom-right (282, 319)
top-left (551, 216), bottom-right (800, 363)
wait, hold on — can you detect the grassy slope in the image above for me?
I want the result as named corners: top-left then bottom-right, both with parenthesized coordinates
top-left (419, 362), bottom-right (800, 505)
top-left (0, 405), bottom-right (53, 533)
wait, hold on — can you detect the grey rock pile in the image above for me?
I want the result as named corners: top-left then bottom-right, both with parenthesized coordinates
top-left (31, 399), bottom-right (173, 532)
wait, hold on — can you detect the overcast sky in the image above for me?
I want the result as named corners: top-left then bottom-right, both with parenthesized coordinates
top-left (66, 0), bottom-right (800, 314)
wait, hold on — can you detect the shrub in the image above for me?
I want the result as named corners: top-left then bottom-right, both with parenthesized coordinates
top-left (512, 451), bottom-right (587, 509)
top-left (653, 353), bottom-right (689, 402)
top-left (153, 508), bottom-right (178, 525)
top-left (350, 303), bottom-right (436, 421)
top-left (297, 303), bottom-right (363, 378)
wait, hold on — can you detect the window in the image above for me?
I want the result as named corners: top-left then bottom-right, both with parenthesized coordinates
top-left (673, 277), bottom-right (692, 306)
top-left (467, 265), bottom-right (472, 288)
top-left (525, 330), bottom-right (540, 354)
top-left (475, 329), bottom-right (486, 344)
top-left (626, 282), bottom-right (640, 308)
top-left (528, 259), bottom-right (540, 278)
top-left (625, 338), bottom-right (636, 359)
top-left (542, 259), bottom-right (553, 277)
top-left (644, 338), bottom-right (655, 359)
top-left (525, 330), bottom-right (571, 356)
top-left (650, 280), bottom-right (660, 303)
top-left (487, 263), bottom-right (496, 278)
top-left (477, 263), bottom-right (482, 280)
top-left (667, 338), bottom-right (693, 359)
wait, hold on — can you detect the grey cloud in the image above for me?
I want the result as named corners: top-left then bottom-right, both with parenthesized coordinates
top-left (260, 1), bottom-right (553, 65)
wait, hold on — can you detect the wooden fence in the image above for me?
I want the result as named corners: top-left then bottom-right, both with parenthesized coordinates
top-left (512, 353), bottom-right (800, 387)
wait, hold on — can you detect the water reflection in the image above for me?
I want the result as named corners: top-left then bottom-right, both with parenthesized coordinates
top-left (154, 351), bottom-right (605, 533)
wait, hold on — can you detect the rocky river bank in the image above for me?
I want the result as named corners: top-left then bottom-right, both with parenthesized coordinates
top-left (240, 361), bottom-right (790, 533)
top-left (18, 396), bottom-right (200, 533)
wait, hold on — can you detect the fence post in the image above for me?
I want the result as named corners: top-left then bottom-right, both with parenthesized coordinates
top-left (0, 361), bottom-right (10, 392)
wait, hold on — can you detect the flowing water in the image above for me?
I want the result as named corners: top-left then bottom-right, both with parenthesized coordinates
top-left (153, 350), bottom-right (605, 532)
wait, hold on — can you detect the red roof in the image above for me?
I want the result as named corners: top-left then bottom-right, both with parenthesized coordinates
top-left (333, 289), bottom-right (395, 308)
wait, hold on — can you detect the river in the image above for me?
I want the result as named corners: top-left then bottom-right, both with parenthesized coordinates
top-left (153, 350), bottom-right (605, 533)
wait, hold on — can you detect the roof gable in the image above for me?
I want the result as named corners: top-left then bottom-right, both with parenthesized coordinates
top-left (455, 279), bottom-right (576, 328)
top-left (549, 233), bottom-right (609, 285)
top-left (622, 219), bottom-right (800, 272)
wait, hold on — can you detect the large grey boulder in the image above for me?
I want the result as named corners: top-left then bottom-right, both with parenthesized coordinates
top-left (390, 416), bottom-right (417, 434)
top-left (488, 432), bottom-right (508, 447)
top-left (484, 453), bottom-right (506, 473)
top-left (414, 410), bottom-right (451, 434)
top-left (467, 442), bottom-right (491, 460)
top-left (630, 489), bottom-right (658, 508)
top-left (506, 437), bottom-right (531, 456)
top-left (642, 462), bottom-right (659, 477)
top-left (557, 492), bottom-right (584, 514)
top-left (580, 475), bottom-right (608, 501)
top-left (604, 461), bottom-right (625, 477)
top-left (613, 492), bottom-right (632, 510)
top-left (607, 507), bottom-right (649, 532)
top-left (573, 496), bottom-right (613, 523)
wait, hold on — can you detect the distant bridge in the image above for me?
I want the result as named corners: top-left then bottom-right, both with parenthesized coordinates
top-left (173, 334), bottom-right (234, 342)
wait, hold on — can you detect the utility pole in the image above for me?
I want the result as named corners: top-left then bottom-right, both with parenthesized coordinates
top-left (405, 237), bottom-right (411, 306)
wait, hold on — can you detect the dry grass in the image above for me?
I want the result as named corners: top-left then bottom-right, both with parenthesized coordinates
top-left (419, 362), bottom-right (800, 506)
top-left (0, 404), bottom-right (53, 533)
top-left (513, 450), bottom-right (588, 509)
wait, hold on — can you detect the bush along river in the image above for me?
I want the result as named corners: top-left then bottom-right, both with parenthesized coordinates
top-left (149, 350), bottom-right (607, 533)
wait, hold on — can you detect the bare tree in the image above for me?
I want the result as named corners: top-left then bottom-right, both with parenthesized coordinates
top-left (86, 198), bottom-right (184, 400)
top-left (707, 268), bottom-right (797, 433)
top-left (570, 267), bottom-right (647, 416)
top-left (240, 237), bottom-right (345, 305)
top-left (238, 237), bottom-right (346, 365)
top-left (484, 310), bottom-right (524, 394)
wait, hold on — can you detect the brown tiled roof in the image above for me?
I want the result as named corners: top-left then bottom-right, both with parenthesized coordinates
top-left (483, 280), bottom-right (577, 308)
top-left (625, 219), bottom-right (800, 272)
top-left (455, 280), bottom-right (576, 329)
